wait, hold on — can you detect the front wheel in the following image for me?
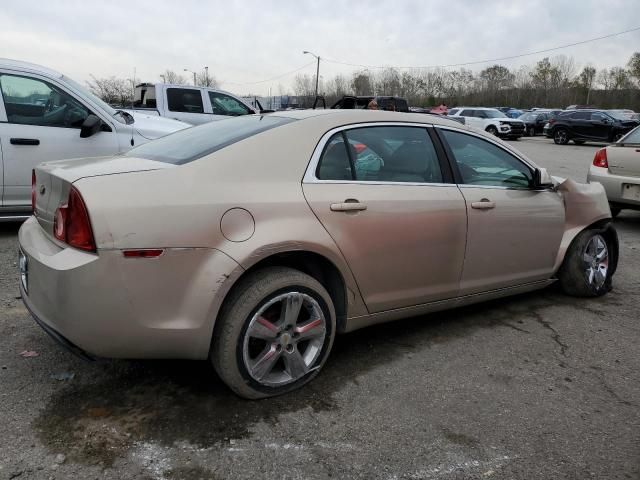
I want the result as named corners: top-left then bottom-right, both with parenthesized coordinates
top-left (211, 267), bottom-right (336, 399)
top-left (613, 132), bottom-right (624, 142)
top-left (557, 229), bottom-right (614, 297)
top-left (486, 125), bottom-right (498, 136)
top-left (554, 128), bottom-right (569, 145)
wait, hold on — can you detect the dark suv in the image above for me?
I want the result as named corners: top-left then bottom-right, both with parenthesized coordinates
top-left (544, 109), bottom-right (639, 145)
top-left (331, 96), bottom-right (409, 112)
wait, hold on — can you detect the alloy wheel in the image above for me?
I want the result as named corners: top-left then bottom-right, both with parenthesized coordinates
top-left (583, 234), bottom-right (608, 289)
top-left (242, 292), bottom-right (326, 386)
top-left (555, 129), bottom-right (568, 144)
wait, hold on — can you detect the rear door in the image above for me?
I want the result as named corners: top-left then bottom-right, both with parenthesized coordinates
top-left (437, 127), bottom-right (565, 294)
top-left (0, 72), bottom-right (119, 209)
top-left (303, 123), bottom-right (467, 313)
top-left (460, 109), bottom-right (481, 129)
top-left (569, 111), bottom-right (593, 138)
top-left (164, 87), bottom-right (210, 125)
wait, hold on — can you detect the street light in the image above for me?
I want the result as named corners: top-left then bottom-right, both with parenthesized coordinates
top-left (303, 50), bottom-right (320, 99)
top-left (184, 68), bottom-right (197, 86)
top-left (204, 66), bottom-right (209, 87)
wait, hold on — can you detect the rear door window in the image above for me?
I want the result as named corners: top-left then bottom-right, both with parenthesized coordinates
top-left (460, 109), bottom-right (475, 117)
top-left (167, 88), bottom-right (204, 113)
top-left (571, 111), bottom-right (590, 120)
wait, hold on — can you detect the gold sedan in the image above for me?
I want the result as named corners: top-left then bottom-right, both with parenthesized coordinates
top-left (19, 110), bottom-right (618, 398)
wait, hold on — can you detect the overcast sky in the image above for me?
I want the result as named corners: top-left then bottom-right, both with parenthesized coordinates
top-left (1, 0), bottom-right (639, 96)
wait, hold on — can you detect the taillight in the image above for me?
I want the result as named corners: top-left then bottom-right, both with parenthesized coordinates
top-left (53, 187), bottom-right (96, 252)
top-left (593, 148), bottom-right (608, 168)
top-left (31, 170), bottom-right (36, 213)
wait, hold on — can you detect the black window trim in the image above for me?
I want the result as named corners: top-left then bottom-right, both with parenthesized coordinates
top-left (308, 122), bottom-right (453, 186)
top-left (434, 125), bottom-right (540, 191)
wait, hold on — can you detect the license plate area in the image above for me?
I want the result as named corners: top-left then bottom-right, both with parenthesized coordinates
top-left (19, 248), bottom-right (28, 293)
top-left (622, 183), bottom-right (640, 201)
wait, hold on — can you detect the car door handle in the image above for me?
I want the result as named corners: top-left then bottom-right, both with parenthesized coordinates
top-left (10, 138), bottom-right (40, 146)
top-left (471, 199), bottom-right (496, 210)
top-left (330, 201), bottom-right (367, 212)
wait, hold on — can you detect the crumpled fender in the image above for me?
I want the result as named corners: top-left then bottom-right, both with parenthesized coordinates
top-left (552, 177), bottom-right (613, 271)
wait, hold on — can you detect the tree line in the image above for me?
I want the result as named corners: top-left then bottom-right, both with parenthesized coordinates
top-left (292, 53), bottom-right (640, 110)
top-left (86, 53), bottom-right (640, 110)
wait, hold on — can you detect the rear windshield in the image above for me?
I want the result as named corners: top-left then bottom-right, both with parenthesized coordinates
top-left (125, 115), bottom-right (295, 164)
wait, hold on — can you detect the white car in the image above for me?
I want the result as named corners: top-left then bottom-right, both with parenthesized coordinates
top-left (0, 59), bottom-right (190, 221)
top-left (130, 83), bottom-right (262, 125)
top-left (448, 107), bottom-right (525, 139)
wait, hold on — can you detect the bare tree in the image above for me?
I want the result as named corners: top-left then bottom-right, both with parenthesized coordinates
top-left (160, 70), bottom-right (187, 85)
top-left (578, 66), bottom-right (597, 103)
top-left (351, 71), bottom-right (373, 96)
top-left (86, 75), bottom-right (133, 105)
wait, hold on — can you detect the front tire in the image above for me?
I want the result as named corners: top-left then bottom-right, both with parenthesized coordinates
top-left (557, 229), bottom-right (613, 297)
top-left (486, 125), bottom-right (498, 136)
top-left (554, 128), bottom-right (569, 145)
top-left (211, 267), bottom-right (336, 399)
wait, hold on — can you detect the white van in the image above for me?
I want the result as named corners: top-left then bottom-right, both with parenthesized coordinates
top-left (0, 59), bottom-right (189, 221)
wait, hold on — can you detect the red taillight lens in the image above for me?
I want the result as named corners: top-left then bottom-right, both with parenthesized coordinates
top-left (31, 170), bottom-right (36, 213)
top-left (593, 148), bottom-right (608, 168)
top-left (53, 187), bottom-right (96, 252)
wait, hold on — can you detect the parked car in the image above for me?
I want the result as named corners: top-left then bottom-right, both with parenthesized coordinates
top-left (131, 83), bottom-right (260, 125)
top-left (331, 95), bottom-right (409, 112)
top-left (607, 109), bottom-right (637, 121)
top-left (587, 125), bottom-right (640, 216)
top-left (447, 107), bottom-right (525, 139)
top-left (20, 109), bottom-right (617, 399)
top-left (0, 59), bottom-right (189, 221)
top-left (519, 111), bottom-right (553, 136)
top-left (544, 109), bottom-right (639, 145)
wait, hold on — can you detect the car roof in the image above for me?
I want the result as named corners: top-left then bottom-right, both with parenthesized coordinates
top-left (0, 58), bottom-right (63, 79)
top-left (268, 108), bottom-right (465, 127)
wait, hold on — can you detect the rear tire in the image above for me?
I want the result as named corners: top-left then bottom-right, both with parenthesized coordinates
top-left (554, 128), bottom-right (569, 145)
top-left (557, 229), bottom-right (613, 297)
top-left (211, 267), bottom-right (336, 399)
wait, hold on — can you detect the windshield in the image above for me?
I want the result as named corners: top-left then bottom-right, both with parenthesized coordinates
top-left (619, 125), bottom-right (640, 144)
top-left (125, 115), bottom-right (295, 164)
top-left (484, 109), bottom-right (508, 119)
top-left (62, 75), bottom-right (125, 123)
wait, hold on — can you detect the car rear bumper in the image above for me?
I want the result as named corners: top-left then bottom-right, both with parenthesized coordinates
top-left (18, 216), bottom-right (242, 359)
top-left (587, 166), bottom-right (640, 207)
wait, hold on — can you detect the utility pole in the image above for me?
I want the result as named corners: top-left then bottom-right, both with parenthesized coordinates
top-left (303, 51), bottom-right (320, 99)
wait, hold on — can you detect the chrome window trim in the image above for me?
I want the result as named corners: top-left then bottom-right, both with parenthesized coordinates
top-left (303, 121), bottom-right (457, 186)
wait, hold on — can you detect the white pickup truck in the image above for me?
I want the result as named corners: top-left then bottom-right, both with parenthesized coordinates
top-left (131, 83), bottom-right (265, 125)
top-left (0, 59), bottom-right (189, 221)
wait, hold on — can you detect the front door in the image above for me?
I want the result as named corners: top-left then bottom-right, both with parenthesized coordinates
top-left (437, 127), bottom-right (565, 295)
top-left (0, 72), bottom-right (119, 208)
top-left (303, 124), bottom-right (467, 313)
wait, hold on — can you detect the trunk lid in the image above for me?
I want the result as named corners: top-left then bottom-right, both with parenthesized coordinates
top-left (607, 144), bottom-right (640, 177)
top-left (33, 155), bottom-right (173, 237)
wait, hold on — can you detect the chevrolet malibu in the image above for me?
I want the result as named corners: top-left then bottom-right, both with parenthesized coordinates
top-left (19, 110), bottom-right (618, 399)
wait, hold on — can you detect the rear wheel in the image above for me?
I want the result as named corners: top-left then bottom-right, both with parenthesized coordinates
top-left (554, 128), bottom-right (569, 145)
top-left (211, 267), bottom-right (336, 399)
top-left (486, 125), bottom-right (498, 136)
top-left (557, 229), bottom-right (613, 297)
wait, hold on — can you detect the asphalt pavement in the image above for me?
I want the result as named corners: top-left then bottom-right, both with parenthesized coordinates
top-left (1, 136), bottom-right (638, 480)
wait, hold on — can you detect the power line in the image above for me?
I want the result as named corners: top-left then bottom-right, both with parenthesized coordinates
top-left (222, 61), bottom-right (315, 86)
top-left (322, 25), bottom-right (640, 70)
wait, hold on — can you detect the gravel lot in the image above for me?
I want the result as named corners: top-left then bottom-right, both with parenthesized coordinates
top-left (1, 137), bottom-right (639, 480)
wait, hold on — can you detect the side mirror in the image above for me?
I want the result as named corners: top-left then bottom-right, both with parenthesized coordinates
top-left (534, 168), bottom-right (554, 189)
top-left (80, 114), bottom-right (102, 138)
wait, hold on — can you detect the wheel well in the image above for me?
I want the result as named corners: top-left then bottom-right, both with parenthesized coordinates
top-left (234, 251), bottom-right (348, 332)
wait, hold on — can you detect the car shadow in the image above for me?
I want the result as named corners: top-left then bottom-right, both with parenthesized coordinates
top-left (32, 286), bottom-right (617, 468)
